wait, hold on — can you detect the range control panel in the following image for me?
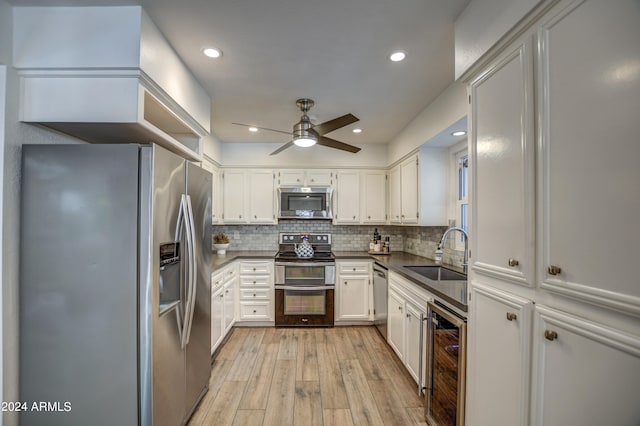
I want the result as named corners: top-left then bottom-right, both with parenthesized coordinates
top-left (278, 233), bottom-right (331, 245)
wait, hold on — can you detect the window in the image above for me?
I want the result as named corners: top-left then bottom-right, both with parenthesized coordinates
top-left (454, 150), bottom-right (469, 250)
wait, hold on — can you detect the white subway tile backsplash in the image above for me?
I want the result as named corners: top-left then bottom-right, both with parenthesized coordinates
top-left (212, 221), bottom-right (466, 268)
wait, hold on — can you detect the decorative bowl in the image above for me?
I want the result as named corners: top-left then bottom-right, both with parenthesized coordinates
top-left (213, 243), bottom-right (230, 254)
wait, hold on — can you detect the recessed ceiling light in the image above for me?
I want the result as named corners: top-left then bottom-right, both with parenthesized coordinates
top-left (203, 47), bottom-right (222, 58)
top-left (352, 128), bottom-right (362, 134)
top-left (451, 131), bottom-right (467, 136)
top-left (389, 51), bottom-right (406, 62)
top-left (248, 127), bottom-right (258, 132)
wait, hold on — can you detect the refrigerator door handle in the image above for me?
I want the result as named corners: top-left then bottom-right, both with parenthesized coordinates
top-left (182, 194), bottom-right (197, 346)
top-left (174, 195), bottom-right (187, 344)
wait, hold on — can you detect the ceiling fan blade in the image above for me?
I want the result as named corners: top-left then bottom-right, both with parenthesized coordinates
top-left (269, 141), bottom-right (295, 155)
top-left (232, 122), bottom-right (291, 136)
top-left (311, 113), bottom-right (359, 136)
top-left (317, 136), bottom-right (361, 153)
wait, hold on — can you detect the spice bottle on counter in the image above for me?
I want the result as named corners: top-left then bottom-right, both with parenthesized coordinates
top-left (383, 236), bottom-right (390, 253)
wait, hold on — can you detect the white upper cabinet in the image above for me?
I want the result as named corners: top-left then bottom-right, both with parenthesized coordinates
top-left (334, 170), bottom-right (360, 224)
top-left (222, 170), bottom-right (247, 224)
top-left (388, 150), bottom-right (447, 226)
top-left (201, 158), bottom-right (222, 223)
top-left (14, 7), bottom-right (209, 161)
top-left (249, 170), bottom-right (276, 223)
top-left (469, 37), bottom-right (535, 287)
top-left (362, 170), bottom-right (387, 224)
top-left (277, 169), bottom-right (333, 186)
top-left (222, 169), bottom-right (276, 224)
top-left (400, 155), bottom-right (419, 225)
top-left (536, 0), bottom-right (640, 315)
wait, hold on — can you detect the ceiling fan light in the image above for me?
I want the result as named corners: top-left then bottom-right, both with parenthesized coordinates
top-left (248, 127), bottom-right (258, 132)
top-left (293, 137), bottom-right (317, 148)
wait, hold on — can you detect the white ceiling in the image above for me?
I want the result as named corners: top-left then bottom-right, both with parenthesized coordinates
top-left (8, 0), bottom-right (471, 147)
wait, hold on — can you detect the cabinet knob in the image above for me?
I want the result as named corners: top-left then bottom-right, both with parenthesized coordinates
top-left (401, 214), bottom-right (405, 218)
top-left (368, 215), bottom-right (371, 219)
top-left (548, 265), bottom-right (562, 276)
top-left (406, 313), bottom-right (410, 318)
top-left (219, 294), bottom-right (223, 299)
top-left (353, 215), bottom-right (356, 220)
top-left (253, 310), bottom-right (257, 313)
top-left (253, 280), bottom-right (256, 284)
top-left (253, 293), bottom-right (256, 297)
top-left (297, 178), bottom-right (300, 182)
top-left (239, 214), bottom-right (242, 218)
top-left (252, 267), bottom-right (256, 271)
top-left (254, 215), bottom-right (257, 219)
top-left (508, 258), bottom-right (519, 267)
top-left (225, 290), bottom-right (229, 294)
top-left (506, 312), bottom-right (517, 321)
top-left (344, 281), bottom-right (348, 285)
top-left (544, 330), bottom-right (558, 341)
top-left (311, 179), bottom-right (315, 182)
top-left (352, 267), bottom-right (356, 271)
top-left (398, 306), bottom-right (402, 311)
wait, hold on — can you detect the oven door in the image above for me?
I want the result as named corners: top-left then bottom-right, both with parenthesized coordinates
top-left (274, 285), bottom-right (334, 326)
top-left (275, 263), bottom-right (336, 286)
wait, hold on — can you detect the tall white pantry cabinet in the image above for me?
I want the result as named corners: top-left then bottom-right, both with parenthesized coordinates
top-left (465, 1), bottom-right (640, 425)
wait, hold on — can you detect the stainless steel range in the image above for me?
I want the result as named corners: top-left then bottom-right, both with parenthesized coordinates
top-left (274, 233), bottom-right (335, 326)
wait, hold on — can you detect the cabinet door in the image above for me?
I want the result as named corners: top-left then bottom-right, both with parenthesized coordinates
top-left (531, 305), bottom-right (640, 425)
top-left (388, 166), bottom-right (401, 224)
top-left (467, 283), bottom-right (532, 426)
top-left (334, 170), bottom-right (360, 224)
top-left (211, 287), bottom-right (224, 354)
top-left (337, 275), bottom-right (369, 320)
top-left (537, 0), bottom-right (640, 315)
top-left (278, 170), bottom-right (304, 186)
top-left (211, 168), bottom-right (221, 224)
top-left (469, 38), bottom-right (535, 287)
top-left (387, 289), bottom-right (405, 360)
top-left (222, 169), bottom-right (246, 223)
top-left (400, 155), bottom-right (419, 224)
top-left (223, 279), bottom-right (236, 333)
top-left (362, 170), bottom-right (386, 223)
top-left (249, 170), bottom-right (275, 223)
top-left (405, 301), bottom-right (426, 386)
top-left (306, 170), bottom-right (332, 186)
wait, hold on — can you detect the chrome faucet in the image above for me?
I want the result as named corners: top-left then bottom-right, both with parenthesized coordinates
top-left (438, 227), bottom-right (469, 273)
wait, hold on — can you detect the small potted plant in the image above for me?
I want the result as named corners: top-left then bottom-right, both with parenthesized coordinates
top-left (213, 233), bottom-right (230, 254)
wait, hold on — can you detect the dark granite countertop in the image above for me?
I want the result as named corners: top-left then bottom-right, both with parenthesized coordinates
top-left (211, 250), bottom-right (277, 271)
top-left (211, 250), bottom-right (467, 312)
top-left (335, 251), bottom-right (468, 312)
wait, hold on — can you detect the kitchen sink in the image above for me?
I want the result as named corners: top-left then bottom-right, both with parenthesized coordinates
top-left (404, 265), bottom-right (466, 281)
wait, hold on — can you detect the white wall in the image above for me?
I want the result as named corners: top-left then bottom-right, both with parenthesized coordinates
top-left (454, 0), bottom-right (543, 79)
top-left (3, 4), bottom-right (87, 425)
top-left (387, 81), bottom-right (467, 165)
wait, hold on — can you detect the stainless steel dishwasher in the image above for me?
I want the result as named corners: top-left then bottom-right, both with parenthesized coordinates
top-left (373, 263), bottom-right (388, 339)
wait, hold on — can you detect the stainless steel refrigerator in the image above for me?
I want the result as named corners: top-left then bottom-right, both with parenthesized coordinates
top-left (19, 144), bottom-right (212, 426)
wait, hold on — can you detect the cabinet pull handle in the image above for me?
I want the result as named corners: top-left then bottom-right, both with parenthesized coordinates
top-left (508, 258), bottom-right (519, 267)
top-left (548, 265), bottom-right (562, 276)
top-left (506, 312), bottom-right (517, 321)
top-left (544, 330), bottom-right (558, 341)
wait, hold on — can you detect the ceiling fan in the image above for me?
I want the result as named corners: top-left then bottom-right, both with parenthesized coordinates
top-left (233, 98), bottom-right (361, 155)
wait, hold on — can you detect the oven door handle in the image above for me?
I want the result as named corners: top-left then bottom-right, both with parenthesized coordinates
top-left (275, 285), bottom-right (335, 291)
top-left (275, 262), bottom-right (336, 267)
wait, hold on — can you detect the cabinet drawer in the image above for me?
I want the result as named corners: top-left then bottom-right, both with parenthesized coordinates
top-left (239, 261), bottom-right (272, 275)
top-left (222, 265), bottom-right (237, 281)
top-left (338, 262), bottom-right (370, 275)
top-left (239, 302), bottom-right (272, 320)
top-left (239, 288), bottom-right (272, 300)
top-left (211, 271), bottom-right (224, 289)
top-left (239, 276), bottom-right (271, 287)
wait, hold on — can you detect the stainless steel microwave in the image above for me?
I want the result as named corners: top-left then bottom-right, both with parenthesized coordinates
top-left (278, 186), bottom-right (333, 219)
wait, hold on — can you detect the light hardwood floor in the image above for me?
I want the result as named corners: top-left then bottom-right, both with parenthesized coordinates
top-left (188, 326), bottom-right (429, 426)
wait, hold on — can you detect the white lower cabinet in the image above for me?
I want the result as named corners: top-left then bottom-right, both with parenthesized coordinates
top-left (211, 283), bottom-right (224, 354)
top-left (335, 261), bottom-right (372, 323)
top-left (237, 260), bottom-right (274, 322)
top-left (531, 305), bottom-right (640, 426)
top-left (211, 262), bottom-right (237, 354)
top-left (388, 272), bottom-right (432, 386)
top-left (466, 283), bottom-right (533, 426)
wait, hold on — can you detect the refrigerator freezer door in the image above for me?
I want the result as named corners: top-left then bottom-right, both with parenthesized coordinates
top-left (184, 162), bottom-right (212, 417)
top-left (20, 144), bottom-right (140, 426)
top-left (148, 146), bottom-right (188, 426)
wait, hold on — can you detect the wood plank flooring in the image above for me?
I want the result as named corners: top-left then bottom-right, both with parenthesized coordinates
top-left (188, 326), bottom-right (428, 426)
